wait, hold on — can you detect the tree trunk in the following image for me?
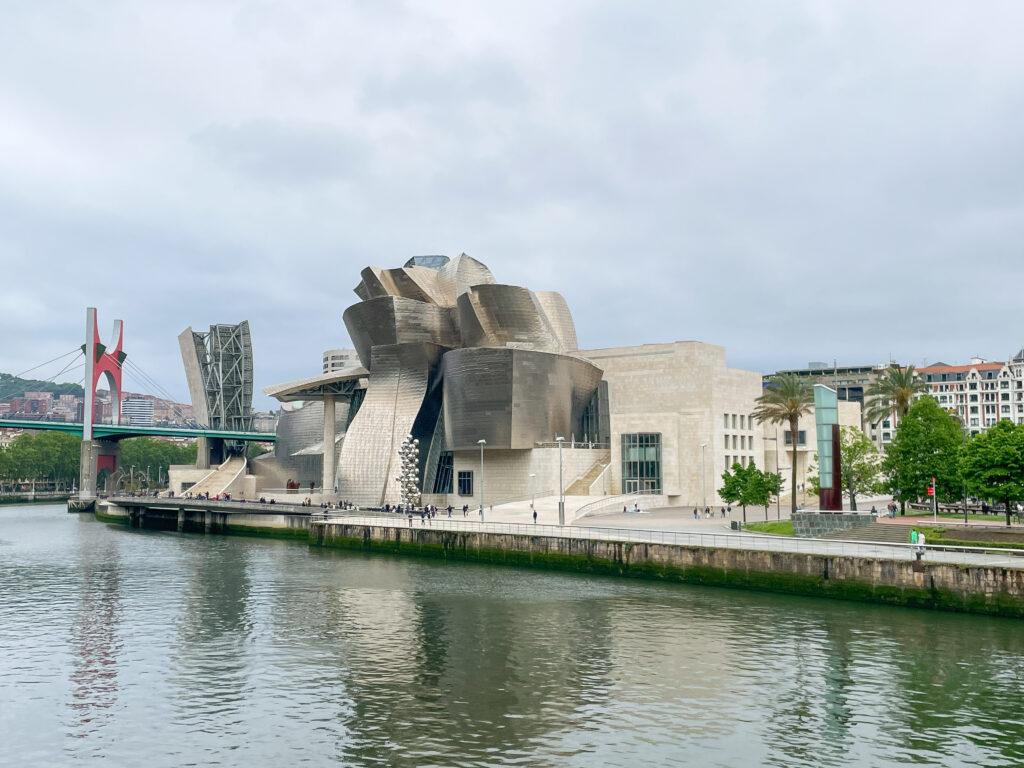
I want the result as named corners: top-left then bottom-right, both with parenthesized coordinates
top-left (742, 504), bottom-right (747, 523)
top-left (1007, 496), bottom-right (1012, 528)
top-left (850, 491), bottom-right (857, 511)
top-left (789, 415), bottom-right (799, 517)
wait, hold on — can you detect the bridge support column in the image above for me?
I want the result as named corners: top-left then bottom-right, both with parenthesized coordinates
top-left (196, 437), bottom-right (210, 470)
top-left (322, 394), bottom-right (336, 498)
top-left (78, 439), bottom-right (120, 500)
top-left (177, 509), bottom-right (185, 532)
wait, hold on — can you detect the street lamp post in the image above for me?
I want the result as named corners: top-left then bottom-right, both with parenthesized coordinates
top-left (556, 436), bottom-right (565, 525)
top-left (700, 442), bottom-right (707, 509)
top-left (529, 472), bottom-right (537, 518)
top-left (477, 439), bottom-right (486, 521)
top-left (764, 432), bottom-right (782, 520)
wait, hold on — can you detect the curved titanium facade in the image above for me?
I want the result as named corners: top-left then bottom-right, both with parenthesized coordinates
top-left (274, 400), bottom-right (350, 486)
top-left (456, 285), bottom-right (563, 352)
top-left (337, 343), bottom-right (443, 506)
top-left (343, 296), bottom-right (459, 369)
top-left (441, 348), bottom-right (602, 450)
top-left (329, 253), bottom-right (602, 506)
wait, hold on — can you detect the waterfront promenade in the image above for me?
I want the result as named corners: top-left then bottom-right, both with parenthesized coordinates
top-left (102, 496), bottom-right (1024, 569)
top-left (314, 512), bottom-right (1024, 569)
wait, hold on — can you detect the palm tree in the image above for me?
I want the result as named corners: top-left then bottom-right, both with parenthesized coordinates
top-left (753, 374), bottom-right (814, 516)
top-left (864, 365), bottom-right (927, 427)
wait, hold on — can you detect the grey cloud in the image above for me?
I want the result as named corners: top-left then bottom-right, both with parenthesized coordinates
top-left (2, 1), bottom-right (1024, 408)
top-left (191, 120), bottom-right (367, 184)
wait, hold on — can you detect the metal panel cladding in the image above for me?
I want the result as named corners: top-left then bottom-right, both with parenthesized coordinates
top-left (457, 285), bottom-right (563, 352)
top-left (343, 296), bottom-right (459, 369)
top-left (442, 347), bottom-right (602, 450)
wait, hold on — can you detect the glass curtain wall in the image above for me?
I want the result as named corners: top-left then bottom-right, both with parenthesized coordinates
top-left (621, 433), bottom-right (662, 494)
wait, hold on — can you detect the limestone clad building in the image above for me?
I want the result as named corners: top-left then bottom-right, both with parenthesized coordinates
top-left (581, 342), bottom-right (765, 506)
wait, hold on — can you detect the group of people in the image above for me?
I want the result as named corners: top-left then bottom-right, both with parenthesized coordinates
top-left (378, 502), bottom-right (476, 524)
top-left (691, 506), bottom-right (730, 519)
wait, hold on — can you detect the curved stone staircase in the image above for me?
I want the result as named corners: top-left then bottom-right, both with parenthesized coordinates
top-left (183, 456), bottom-right (247, 497)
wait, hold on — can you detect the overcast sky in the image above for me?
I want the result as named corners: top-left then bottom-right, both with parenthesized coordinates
top-left (3, 1), bottom-right (1024, 408)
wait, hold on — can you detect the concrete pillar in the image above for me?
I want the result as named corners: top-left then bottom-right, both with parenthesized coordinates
top-left (322, 394), bottom-right (336, 498)
top-left (196, 436), bottom-right (210, 470)
top-left (177, 509), bottom-right (185, 532)
top-left (79, 440), bottom-right (97, 500)
top-left (204, 510), bottom-right (212, 533)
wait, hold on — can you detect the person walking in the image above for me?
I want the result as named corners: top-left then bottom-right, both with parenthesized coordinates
top-left (533, 509), bottom-right (538, 524)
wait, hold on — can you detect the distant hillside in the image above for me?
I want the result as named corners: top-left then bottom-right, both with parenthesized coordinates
top-left (0, 373), bottom-right (85, 400)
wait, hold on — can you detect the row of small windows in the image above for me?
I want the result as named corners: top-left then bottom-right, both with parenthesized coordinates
top-left (725, 434), bottom-right (755, 450)
top-left (723, 413), bottom-right (754, 431)
top-left (725, 455), bottom-right (754, 468)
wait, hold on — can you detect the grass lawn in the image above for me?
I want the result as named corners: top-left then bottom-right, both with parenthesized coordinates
top-left (920, 512), bottom-right (1022, 524)
top-left (744, 520), bottom-right (794, 536)
top-left (916, 526), bottom-right (1024, 550)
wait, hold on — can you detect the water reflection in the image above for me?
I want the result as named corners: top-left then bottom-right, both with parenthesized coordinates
top-left (2, 505), bottom-right (1024, 768)
top-left (67, 518), bottom-right (124, 744)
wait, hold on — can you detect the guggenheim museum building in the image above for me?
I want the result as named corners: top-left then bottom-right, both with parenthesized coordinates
top-left (259, 254), bottom-right (764, 510)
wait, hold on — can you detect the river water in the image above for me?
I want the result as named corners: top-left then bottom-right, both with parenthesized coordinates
top-left (1, 504), bottom-right (1022, 767)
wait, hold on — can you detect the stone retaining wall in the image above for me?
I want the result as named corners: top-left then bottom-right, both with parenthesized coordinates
top-left (793, 511), bottom-right (874, 538)
top-left (313, 521), bottom-right (1024, 618)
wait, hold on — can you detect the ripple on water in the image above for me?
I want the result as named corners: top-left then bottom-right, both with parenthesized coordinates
top-left (1, 505), bottom-right (1024, 768)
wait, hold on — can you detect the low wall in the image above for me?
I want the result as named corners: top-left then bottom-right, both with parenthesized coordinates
top-left (793, 511), bottom-right (874, 538)
top-left (312, 522), bottom-right (1024, 618)
top-left (92, 500), bottom-right (1024, 618)
top-left (98, 500), bottom-right (311, 539)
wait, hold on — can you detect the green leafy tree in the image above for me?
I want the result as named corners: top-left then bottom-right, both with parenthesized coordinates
top-left (883, 396), bottom-right (963, 512)
top-left (960, 420), bottom-right (1024, 527)
top-left (753, 374), bottom-right (814, 517)
top-left (0, 431), bottom-right (80, 486)
top-left (864, 365), bottom-right (927, 426)
top-left (761, 471), bottom-right (783, 518)
top-left (720, 462), bottom-right (778, 522)
top-left (118, 437), bottom-right (197, 488)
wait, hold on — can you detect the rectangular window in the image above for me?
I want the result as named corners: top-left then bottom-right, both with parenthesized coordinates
top-left (457, 470), bottom-right (473, 496)
top-left (971, 418), bottom-right (979, 426)
top-left (621, 433), bottom-right (662, 494)
top-left (1002, 393), bottom-right (1010, 401)
top-left (783, 430), bottom-right (807, 446)
top-left (724, 434), bottom-right (729, 448)
top-left (731, 414), bottom-right (737, 429)
top-left (723, 414), bottom-right (729, 429)
top-left (740, 415), bottom-right (746, 430)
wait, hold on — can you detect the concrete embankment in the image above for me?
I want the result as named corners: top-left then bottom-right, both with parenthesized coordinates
top-left (98, 499), bottom-right (310, 539)
top-left (313, 521), bottom-right (1024, 618)
top-left (96, 500), bottom-right (1024, 618)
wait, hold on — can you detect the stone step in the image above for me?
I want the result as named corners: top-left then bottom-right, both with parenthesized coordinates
top-left (565, 453), bottom-right (611, 496)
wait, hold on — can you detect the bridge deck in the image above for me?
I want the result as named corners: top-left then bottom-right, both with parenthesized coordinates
top-left (0, 418), bottom-right (275, 442)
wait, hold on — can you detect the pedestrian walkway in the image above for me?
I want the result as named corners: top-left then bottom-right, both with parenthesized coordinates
top-left (317, 514), bottom-right (1024, 569)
